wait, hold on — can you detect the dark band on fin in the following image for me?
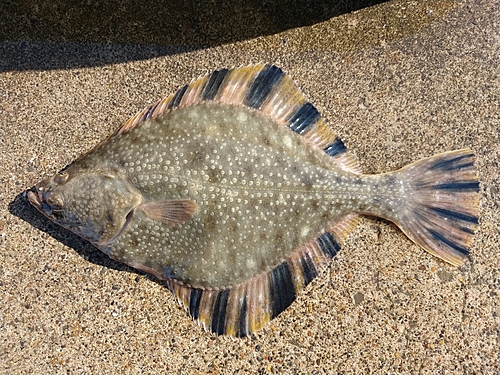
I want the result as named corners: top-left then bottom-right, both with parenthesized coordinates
top-left (236, 297), bottom-right (248, 338)
top-left (144, 101), bottom-right (160, 121)
top-left (189, 288), bottom-right (202, 320)
top-left (324, 137), bottom-right (347, 157)
top-left (459, 226), bottom-right (475, 235)
top-left (428, 207), bottom-right (479, 224)
top-left (433, 181), bottom-right (479, 191)
top-left (202, 68), bottom-right (229, 101)
top-left (211, 289), bottom-right (229, 335)
top-left (245, 65), bottom-right (285, 109)
top-left (270, 261), bottom-right (297, 319)
top-left (428, 229), bottom-right (469, 257)
top-left (430, 153), bottom-right (474, 171)
top-left (168, 84), bottom-right (188, 109)
top-left (300, 252), bottom-right (318, 286)
top-left (289, 102), bottom-right (320, 134)
top-left (317, 232), bottom-right (341, 258)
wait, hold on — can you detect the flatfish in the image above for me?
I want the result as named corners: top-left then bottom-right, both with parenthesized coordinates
top-left (28, 64), bottom-right (480, 336)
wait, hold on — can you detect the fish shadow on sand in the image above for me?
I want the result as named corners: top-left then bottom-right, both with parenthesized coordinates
top-left (9, 191), bottom-right (147, 279)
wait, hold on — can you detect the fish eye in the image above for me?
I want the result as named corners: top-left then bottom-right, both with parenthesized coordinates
top-left (46, 194), bottom-right (64, 208)
top-left (54, 171), bottom-right (69, 184)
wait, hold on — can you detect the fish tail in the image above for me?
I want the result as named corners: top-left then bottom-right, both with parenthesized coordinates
top-left (390, 149), bottom-right (480, 266)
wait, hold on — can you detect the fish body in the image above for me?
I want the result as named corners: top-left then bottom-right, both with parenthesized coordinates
top-left (28, 64), bottom-right (480, 336)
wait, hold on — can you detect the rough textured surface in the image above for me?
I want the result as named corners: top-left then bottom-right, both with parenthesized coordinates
top-left (1, 0), bottom-right (499, 373)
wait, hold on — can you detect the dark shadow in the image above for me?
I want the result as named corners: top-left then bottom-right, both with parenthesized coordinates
top-left (8, 191), bottom-right (142, 276)
top-left (0, 0), bottom-right (388, 71)
top-left (9, 191), bottom-right (177, 289)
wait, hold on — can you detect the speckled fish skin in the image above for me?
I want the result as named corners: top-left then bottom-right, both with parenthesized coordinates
top-left (28, 64), bottom-right (480, 337)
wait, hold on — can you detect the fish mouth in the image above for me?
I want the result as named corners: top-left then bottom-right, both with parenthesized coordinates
top-left (27, 189), bottom-right (42, 208)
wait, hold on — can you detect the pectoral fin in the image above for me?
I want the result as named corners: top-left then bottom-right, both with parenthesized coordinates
top-left (138, 199), bottom-right (197, 225)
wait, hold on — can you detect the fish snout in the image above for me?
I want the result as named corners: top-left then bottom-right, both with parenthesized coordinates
top-left (27, 189), bottom-right (42, 208)
top-left (27, 177), bottom-right (48, 207)
top-left (27, 178), bottom-right (64, 213)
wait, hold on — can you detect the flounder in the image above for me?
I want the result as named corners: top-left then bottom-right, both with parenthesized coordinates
top-left (28, 64), bottom-right (480, 336)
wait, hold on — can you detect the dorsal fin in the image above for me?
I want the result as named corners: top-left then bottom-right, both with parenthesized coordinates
top-left (115, 64), bottom-right (361, 173)
top-left (165, 214), bottom-right (360, 337)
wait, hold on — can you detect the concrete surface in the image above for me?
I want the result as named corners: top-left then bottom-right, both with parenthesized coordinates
top-left (1, 1), bottom-right (499, 374)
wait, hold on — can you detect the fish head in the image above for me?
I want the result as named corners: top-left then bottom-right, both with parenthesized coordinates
top-left (28, 165), bottom-right (142, 247)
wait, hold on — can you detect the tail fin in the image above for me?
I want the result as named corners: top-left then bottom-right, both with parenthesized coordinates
top-left (393, 149), bottom-right (480, 266)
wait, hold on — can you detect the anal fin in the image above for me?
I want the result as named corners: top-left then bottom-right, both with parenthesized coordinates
top-left (165, 215), bottom-right (360, 337)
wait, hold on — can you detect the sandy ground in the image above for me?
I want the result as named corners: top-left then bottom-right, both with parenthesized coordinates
top-left (1, 1), bottom-right (499, 374)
